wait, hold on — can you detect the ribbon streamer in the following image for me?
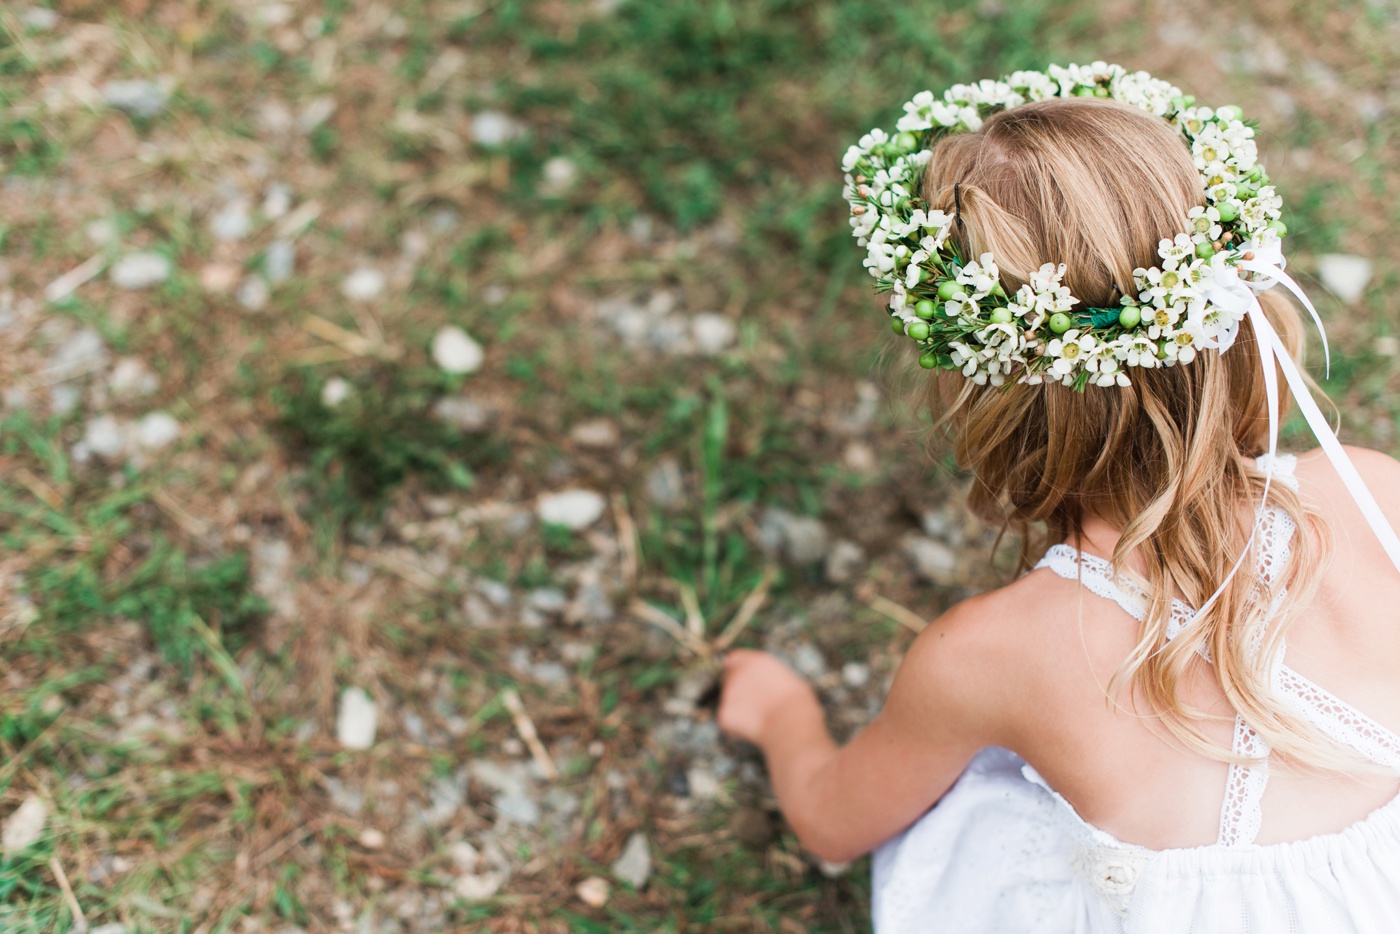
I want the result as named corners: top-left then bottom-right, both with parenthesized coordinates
top-left (1192, 241), bottom-right (1400, 624)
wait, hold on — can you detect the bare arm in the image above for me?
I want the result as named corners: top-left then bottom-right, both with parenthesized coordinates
top-left (717, 601), bottom-right (1005, 863)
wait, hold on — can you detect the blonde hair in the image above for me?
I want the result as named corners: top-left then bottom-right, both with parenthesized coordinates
top-left (920, 97), bottom-right (1344, 769)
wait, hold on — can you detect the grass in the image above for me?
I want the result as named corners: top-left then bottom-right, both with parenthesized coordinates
top-left (0, 0), bottom-right (1396, 931)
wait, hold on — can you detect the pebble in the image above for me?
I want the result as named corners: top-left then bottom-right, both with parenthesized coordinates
top-left (538, 488), bottom-right (607, 530)
top-left (102, 78), bottom-right (170, 118)
top-left (89, 926), bottom-right (127, 934)
top-left (336, 687), bottom-right (377, 750)
top-left (317, 376), bottom-right (353, 408)
top-left (453, 871), bottom-right (507, 901)
top-left (1, 794), bottom-right (47, 855)
top-left (759, 507), bottom-right (830, 565)
top-left (262, 182), bottom-right (293, 220)
top-left (48, 328), bottom-right (107, 378)
top-left (904, 534), bottom-right (958, 582)
top-left (236, 277), bottom-right (270, 311)
top-left (357, 828), bottom-right (386, 850)
top-left (541, 156), bottom-right (578, 195)
top-left (342, 268), bottom-right (386, 301)
top-left (111, 252), bottom-right (171, 289)
top-left (200, 262), bottom-right (241, 293)
top-left (431, 326), bottom-right (484, 375)
top-left (264, 240), bottom-right (295, 284)
top-left (109, 358), bottom-right (158, 397)
top-left (20, 7), bottom-right (60, 30)
top-left (841, 662), bottom-right (871, 689)
top-left (1377, 336), bottom-right (1399, 358)
top-left (432, 396), bottom-right (495, 431)
top-left (575, 876), bottom-right (610, 908)
top-left (691, 313), bottom-right (736, 355)
top-left (790, 642), bottom-right (827, 679)
top-left (83, 415), bottom-right (127, 459)
top-left (470, 111), bottom-right (520, 147)
top-left (527, 588), bottom-right (568, 614)
top-left (610, 832), bottom-right (652, 889)
top-left (210, 198), bottom-right (252, 242)
top-left (570, 418), bottom-right (620, 448)
top-left (475, 578), bottom-right (513, 608)
top-left (135, 412), bottom-right (180, 450)
top-left (450, 841), bottom-right (479, 873)
top-left (824, 539), bottom-right (866, 585)
top-left (1316, 254), bottom-right (1373, 305)
top-left (645, 458), bottom-right (686, 509)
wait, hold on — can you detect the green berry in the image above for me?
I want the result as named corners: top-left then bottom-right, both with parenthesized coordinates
top-left (991, 281), bottom-right (1007, 298)
top-left (937, 280), bottom-right (959, 301)
top-left (914, 299), bottom-right (937, 319)
top-left (1268, 219), bottom-right (1288, 237)
top-left (1195, 241), bottom-right (1216, 259)
top-left (1170, 95), bottom-right (1187, 112)
top-left (1215, 202), bottom-right (1239, 223)
top-left (1093, 86), bottom-right (1109, 98)
top-left (895, 131), bottom-right (920, 152)
top-left (891, 317), bottom-right (905, 335)
top-left (919, 350), bottom-right (939, 369)
top-left (1247, 165), bottom-right (1264, 182)
top-left (1236, 183), bottom-right (1258, 200)
top-left (990, 307), bottom-right (1013, 324)
top-left (906, 321), bottom-right (931, 341)
top-left (1118, 305), bottom-right (1142, 328)
top-left (1074, 86), bottom-right (1096, 97)
top-left (1183, 95), bottom-right (1196, 106)
top-left (1048, 313), bottom-right (1072, 334)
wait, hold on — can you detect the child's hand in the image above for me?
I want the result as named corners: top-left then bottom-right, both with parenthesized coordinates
top-left (717, 649), bottom-right (821, 748)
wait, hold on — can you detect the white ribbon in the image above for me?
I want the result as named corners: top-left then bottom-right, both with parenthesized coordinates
top-left (1191, 240), bottom-right (1400, 621)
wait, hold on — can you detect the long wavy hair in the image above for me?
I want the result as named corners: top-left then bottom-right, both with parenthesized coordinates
top-left (919, 97), bottom-right (1343, 769)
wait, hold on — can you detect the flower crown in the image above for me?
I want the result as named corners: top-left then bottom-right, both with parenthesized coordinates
top-left (842, 62), bottom-right (1287, 389)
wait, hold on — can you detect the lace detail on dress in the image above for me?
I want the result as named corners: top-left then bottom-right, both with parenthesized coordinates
top-left (1035, 547), bottom-right (1199, 643)
top-left (1219, 717), bottom-right (1271, 847)
top-left (1276, 667), bottom-right (1400, 771)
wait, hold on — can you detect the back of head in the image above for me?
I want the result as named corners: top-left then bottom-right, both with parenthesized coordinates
top-left (917, 97), bottom-right (1332, 769)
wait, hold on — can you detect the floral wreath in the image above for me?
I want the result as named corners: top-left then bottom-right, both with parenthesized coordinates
top-left (841, 61), bottom-right (1288, 389)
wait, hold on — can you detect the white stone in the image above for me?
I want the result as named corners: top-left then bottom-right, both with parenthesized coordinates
top-left (110, 358), bottom-right (158, 397)
top-left (575, 876), bottom-right (610, 908)
top-left (841, 662), bottom-right (871, 688)
top-left (904, 535), bottom-right (958, 582)
top-left (611, 832), bottom-right (652, 889)
top-left (262, 182), bottom-right (293, 219)
top-left (433, 396), bottom-right (494, 430)
top-left (1316, 254), bottom-right (1373, 305)
top-left (431, 326), bottom-right (484, 375)
top-left (49, 328), bottom-right (107, 377)
top-left (210, 199), bottom-right (253, 242)
top-left (537, 489), bottom-right (607, 529)
top-left (825, 539), bottom-right (866, 585)
top-left (89, 925), bottom-right (127, 934)
top-left (453, 871), bottom-right (506, 901)
top-left (20, 7), bottom-right (60, 30)
top-left (321, 378), bottom-right (352, 408)
top-left (570, 418), bottom-right (619, 448)
top-left (337, 687), bottom-right (377, 750)
top-left (691, 313), bottom-right (736, 355)
top-left (541, 156), bottom-right (578, 195)
top-left (264, 240), bottom-right (295, 283)
top-left (470, 111), bottom-right (520, 147)
top-left (135, 412), bottom-right (180, 449)
top-left (449, 841), bottom-right (480, 873)
top-left (84, 415), bottom-right (127, 459)
top-left (1, 794), bottom-right (47, 855)
top-left (759, 508), bottom-right (829, 565)
top-left (102, 79), bottom-right (170, 118)
top-left (237, 276), bottom-right (270, 311)
top-left (341, 267), bottom-right (385, 301)
top-left (1377, 336), bottom-right (1399, 358)
top-left (357, 828), bottom-right (386, 850)
top-left (111, 252), bottom-right (171, 289)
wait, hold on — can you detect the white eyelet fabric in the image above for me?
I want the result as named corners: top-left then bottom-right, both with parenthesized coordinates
top-left (872, 455), bottom-right (1400, 932)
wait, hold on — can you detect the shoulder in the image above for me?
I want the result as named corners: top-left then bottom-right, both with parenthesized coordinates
top-left (1293, 445), bottom-right (1400, 523)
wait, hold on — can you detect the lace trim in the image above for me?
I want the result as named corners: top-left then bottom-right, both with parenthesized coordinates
top-left (1035, 547), bottom-right (1199, 643)
top-left (1276, 666), bottom-right (1400, 770)
top-left (1219, 716), bottom-right (1271, 846)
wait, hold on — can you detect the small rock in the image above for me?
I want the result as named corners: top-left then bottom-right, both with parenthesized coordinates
top-left (527, 588), bottom-right (568, 614)
top-left (824, 539), bottom-right (866, 585)
top-left (20, 7), bottom-right (60, 30)
top-left (200, 262), bottom-right (241, 293)
top-left (357, 828), bottom-right (386, 850)
top-left (687, 768), bottom-right (721, 800)
top-left (102, 78), bottom-right (170, 118)
top-left (494, 790), bottom-right (540, 826)
top-left (432, 396), bottom-right (495, 431)
top-left (453, 871), bottom-right (506, 901)
top-left (759, 507), bottom-right (829, 565)
top-left (336, 687), bottom-right (377, 750)
top-left (264, 240), bottom-right (295, 284)
top-left (842, 441), bottom-right (878, 474)
top-left (475, 579), bottom-right (513, 608)
top-left (790, 642), bottom-right (827, 679)
top-left (321, 378), bottom-right (352, 408)
top-left (571, 582), bottom-right (615, 623)
top-left (816, 859), bottom-right (851, 878)
top-left (541, 156), bottom-right (578, 195)
top-left (841, 662), bottom-right (871, 688)
top-left (610, 832), bottom-right (652, 889)
top-left (210, 198), bottom-right (253, 242)
top-left (83, 415), bottom-right (127, 459)
top-left (449, 841), bottom-right (479, 873)
top-left (470, 111), bottom-right (520, 147)
top-left (570, 418), bottom-right (619, 448)
top-left (109, 358), bottom-right (158, 397)
top-left (538, 489), bottom-right (607, 530)
top-left (431, 326), bottom-right (484, 375)
top-left (135, 412), bottom-right (180, 450)
top-left (2, 794), bottom-right (47, 855)
top-left (262, 182), bottom-right (293, 220)
top-left (645, 458), bottom-right (685, 509)
top-left (341, 268), bottom-right (385, 301)
top-left (1377, 336), bottom-right (1399, 358)
top-left (1316, 254), bottom-right (1373, 305)
top-left (236, 277), bottom-right (270, 311)
top-left (111, 252), bottom-right (171, 289)
top-left (576, 876), bottom-right (610, 908)
top-left (904, 535), bottom-right (958, 582)
top-left (691, 313), bottom-right (736, 355)
top-left (49, 328), bottom-right (107, 378)
top-left (89, 925), bottom-right (127, 934)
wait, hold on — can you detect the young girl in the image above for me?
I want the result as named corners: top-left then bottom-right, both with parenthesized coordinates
top-left (718, 64), bottom-right (1400, 931)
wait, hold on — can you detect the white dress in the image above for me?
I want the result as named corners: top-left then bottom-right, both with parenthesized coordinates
top-left (872, 455), bottom-right (1400, 932)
